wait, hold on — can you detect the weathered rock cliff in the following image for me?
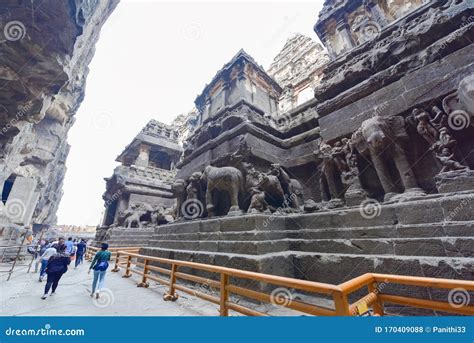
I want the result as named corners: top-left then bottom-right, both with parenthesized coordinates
top-left (0, 0), bottom-right (119, 229)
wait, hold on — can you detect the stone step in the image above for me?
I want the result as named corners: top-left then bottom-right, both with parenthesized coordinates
top-left (151, 222), bottom-right (473, 241)
top-left (104, 230), bottom-right (154, 237)
top-left (148, 236), bottom-right (473, 257)
top-left (148, 239), bottom-right (290, 255)
top-left (293, 237), bottom-right (473, 257)
top-left (106, 238), bottom-right (151, 247)
top-left (288, 223), bottom-right (472, 239)
top-left (153, 192), bottom-right (474, 235)
top-left (152, 231), bottom-right (288, 242)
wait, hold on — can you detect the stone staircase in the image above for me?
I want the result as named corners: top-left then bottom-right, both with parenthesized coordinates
top-left (102, 191), bottom-right (473, 313)
top-left (138, 192), bottom-right (473, 295)
top-left (104, 227), bottom-right (155, 247)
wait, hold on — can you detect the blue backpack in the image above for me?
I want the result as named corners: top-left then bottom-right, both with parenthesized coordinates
top-left (95, 260), bottom-right (109, 271)
top-left (93, 251), bottom-right (110, 271)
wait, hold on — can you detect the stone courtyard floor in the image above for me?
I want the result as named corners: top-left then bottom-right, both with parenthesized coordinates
top-left (0, 261), bottom-right (220, 316)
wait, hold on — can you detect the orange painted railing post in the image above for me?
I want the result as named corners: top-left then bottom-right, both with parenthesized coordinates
top-left (87, 247), bottom-right (96, 261)
top-left (122, 254), bottom-right (132, 278)
top-left (220, 273), bottom-right (229, 316)
top-left (333, 290), bottom-right (351, 316)
top-left (111, 251), bottom-right (120, 272)
top-left (368, 281), bottom-right (384, 316)
top-left (138, 258), bottom-right (150, 288)
top-left (164, 263), bottom-right (178, 301)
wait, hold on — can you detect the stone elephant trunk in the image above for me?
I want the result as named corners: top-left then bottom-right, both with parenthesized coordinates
top-left (352, 115), bottom-right (422, 201)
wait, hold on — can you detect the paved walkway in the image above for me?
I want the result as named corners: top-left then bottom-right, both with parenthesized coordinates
top-left (0, 261), bottom-right (220, 316)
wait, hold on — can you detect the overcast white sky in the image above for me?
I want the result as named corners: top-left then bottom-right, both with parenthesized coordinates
top-left (57, 0), bottom-right (325, 225)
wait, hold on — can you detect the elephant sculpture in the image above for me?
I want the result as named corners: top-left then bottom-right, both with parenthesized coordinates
top-left (316, 142), bottom-right (345, 203)
top-left (240, 161), bottom-right (303, 211)
top-left (351, 115), bottom-right (421, 201)
top-left (289, 179), bottom-right (304, 209)
top-left (200, 165), bottom-right (244, 216)
top-left (171, 179), bottom-right (187, 218)
top-left (122, 204), bottom-right (145, 229)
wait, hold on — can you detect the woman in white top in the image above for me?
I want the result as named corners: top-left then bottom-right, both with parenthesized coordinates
top-left (39, 246), bottom-right (57, 282)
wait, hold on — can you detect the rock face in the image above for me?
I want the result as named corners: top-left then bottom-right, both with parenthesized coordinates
top-left (0, 0), bottom-right (119, 230)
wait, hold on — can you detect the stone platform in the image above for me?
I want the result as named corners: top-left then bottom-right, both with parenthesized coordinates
top-left (105, 192), bottom-right (473, 290)
top-left (100, 191), bottom-right (474, 314)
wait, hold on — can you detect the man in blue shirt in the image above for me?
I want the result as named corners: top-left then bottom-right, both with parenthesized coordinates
top-left (75, 239), bottom-right (87, 268)
top-left (64, 237), bottom-right (74, 256)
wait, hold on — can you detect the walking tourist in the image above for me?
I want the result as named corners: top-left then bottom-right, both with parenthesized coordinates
top-left (38, 242), bottom-right (56, 282)
top-left (52, 237), bottom-right (66, 252)
top-left (34, 239), bottom-right (49, 273)
top-left (41, 245), bottom-right (71, 299)
top-left (65, 237), bottom-right (74, 256)
top-left (75, 239), bottom-right (87, 268)
top-left (89, 243), bottom-right (111, 299)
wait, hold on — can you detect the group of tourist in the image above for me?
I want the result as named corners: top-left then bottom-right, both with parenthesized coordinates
top-left (33, 238), bottom-right (111, 300)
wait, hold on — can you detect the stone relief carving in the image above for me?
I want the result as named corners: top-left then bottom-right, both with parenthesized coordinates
top-left (116, 202), bottom-right (175, 229)
top-left (166, 73), bottom-right (474, 220)
top-left (201, 165), bottom-right (244, 217)
top-left (315, 141), bottom-right (345, 207)
top-left (171, 179), bottom-right (187, 219)
top-left (351, 115), bottom-right (424, 201)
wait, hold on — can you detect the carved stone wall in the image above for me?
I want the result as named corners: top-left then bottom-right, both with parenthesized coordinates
top-left (267, 34), bottom-right (330, 111)
top-left (315, 0), bottom-right (429, 58)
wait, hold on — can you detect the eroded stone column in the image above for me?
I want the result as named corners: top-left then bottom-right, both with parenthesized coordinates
top-left (135, 144), bottom-right (150, 167)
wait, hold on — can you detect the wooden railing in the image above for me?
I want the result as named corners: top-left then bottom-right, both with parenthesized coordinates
top-left (85, 246), bottom-right (140, 262)
top-left (88, 248), bottom-right (474, 316)
top-left (342, 273), bottom-right (474, 316)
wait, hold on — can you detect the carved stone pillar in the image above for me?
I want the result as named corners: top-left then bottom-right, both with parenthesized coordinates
top-left (222, 74), bottom-right (231, 107)
top-left (321, 32), bottom-right (336, 59)
top-left (135, 144), bottom-right (150, 167)
top-left (366, 1), bottom-right (389, 26)
top-left (336, 19), bottom-right (355, 53)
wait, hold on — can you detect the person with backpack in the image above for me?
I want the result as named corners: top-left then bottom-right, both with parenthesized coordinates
top-left (41, 245), bottom-right (71, 299)
top-left (88, 243), bottom-right (111, 299)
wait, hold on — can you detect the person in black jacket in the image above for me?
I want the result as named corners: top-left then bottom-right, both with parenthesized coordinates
top-left (41, 245), bottom-right (71, 299)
